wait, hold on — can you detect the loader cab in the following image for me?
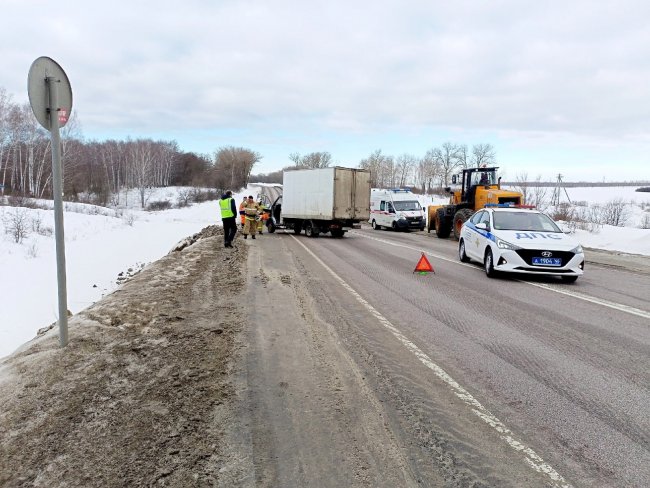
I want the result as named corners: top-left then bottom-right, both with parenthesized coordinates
top-left (461, 167), bottom-right (499, 207)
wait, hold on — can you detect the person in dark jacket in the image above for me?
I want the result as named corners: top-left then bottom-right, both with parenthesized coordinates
top-left (219, 190), bottom-right (238, 248)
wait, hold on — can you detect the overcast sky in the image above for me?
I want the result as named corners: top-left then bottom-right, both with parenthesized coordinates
top-left (3, 0), bottom-right (650, 181)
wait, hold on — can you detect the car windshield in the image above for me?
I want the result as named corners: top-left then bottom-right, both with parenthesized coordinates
top-left (394, 200), bottom-right (421, 211)
top-left (492, 211), bottom-right (562, 232)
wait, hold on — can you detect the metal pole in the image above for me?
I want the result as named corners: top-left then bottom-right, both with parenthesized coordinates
top-left (47, 76), bottom-right (69, 347)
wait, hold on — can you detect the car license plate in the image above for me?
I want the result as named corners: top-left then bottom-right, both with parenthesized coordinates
top-left (532, 257), bottom-right (562, 266)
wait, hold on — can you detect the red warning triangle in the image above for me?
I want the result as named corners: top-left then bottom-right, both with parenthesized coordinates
top-left (413, 253), bottom-right (435, 274)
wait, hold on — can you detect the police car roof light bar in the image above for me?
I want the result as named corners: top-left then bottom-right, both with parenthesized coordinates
top-left (483, 203), bottom-right (536, 209)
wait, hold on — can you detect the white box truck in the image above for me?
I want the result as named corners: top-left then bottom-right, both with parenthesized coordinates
top-left (369, 188), bottom-right (426, 231)
top-left (267, 167), bottom-right (371, 237)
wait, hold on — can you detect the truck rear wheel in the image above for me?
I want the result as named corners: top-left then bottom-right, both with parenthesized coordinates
top-left (293, 223), bottom-right (302, 235)
top-left (305, 222), bottom-right (319, 237)
top-left (371, 220), bottom-right (382, 230)
top-left (435, 209), bottom-right (452, 238)
top-left (453, 208), bottom-right (474, 240)
top-left (331, 229), bottom-right (344, 238)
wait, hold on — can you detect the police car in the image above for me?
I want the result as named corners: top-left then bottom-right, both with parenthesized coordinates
top-left (458, 205), bottom-right (585, 282)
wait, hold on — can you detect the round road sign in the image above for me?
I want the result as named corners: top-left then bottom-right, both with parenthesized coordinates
top-left (27, 57), bottom-right (73, 131)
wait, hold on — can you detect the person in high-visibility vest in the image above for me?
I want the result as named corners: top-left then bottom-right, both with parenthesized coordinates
top-left (219, 190), bottom-right (237, 248)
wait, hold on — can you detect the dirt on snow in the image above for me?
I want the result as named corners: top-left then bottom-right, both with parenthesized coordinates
top-left (0, 226), bottom-right (249, 487)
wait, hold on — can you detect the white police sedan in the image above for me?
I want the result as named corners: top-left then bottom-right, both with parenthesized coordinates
top-left (458, 206), bottom-right (585, 282)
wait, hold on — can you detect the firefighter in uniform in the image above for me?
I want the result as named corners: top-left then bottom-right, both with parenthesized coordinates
top-left (242, 195), bottom-right (259, 239)
top-left (257, 197), bottom-right (269, 235)
top-left (239, 196), bottom-right (247, 228)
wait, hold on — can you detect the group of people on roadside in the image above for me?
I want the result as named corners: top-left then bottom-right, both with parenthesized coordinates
top-left (219, 191), bottom-right (269, 248)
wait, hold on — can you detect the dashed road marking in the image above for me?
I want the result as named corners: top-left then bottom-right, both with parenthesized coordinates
top-left (292, 235), bottom-right (572, 488)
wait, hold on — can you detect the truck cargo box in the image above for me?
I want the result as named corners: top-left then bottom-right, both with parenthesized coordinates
top-left (281, 167), bottom-right (371, 221)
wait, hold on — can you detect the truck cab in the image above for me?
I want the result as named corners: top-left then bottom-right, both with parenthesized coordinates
top-left (369, 188), bottom-right (426, 231)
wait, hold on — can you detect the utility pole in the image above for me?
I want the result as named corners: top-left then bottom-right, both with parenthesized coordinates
top-left (551, 174), bottom-right (572, 206)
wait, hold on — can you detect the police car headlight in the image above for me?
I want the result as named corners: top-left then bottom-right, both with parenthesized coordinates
top-left (570, 244), bottom-right (583, 254)
top-left (496, 237), bottom-right (520, 250)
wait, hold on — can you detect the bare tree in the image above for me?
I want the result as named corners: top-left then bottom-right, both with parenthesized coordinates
top-left (395, 153), bottom-right (417, 187)
top-left (359, 149), bottom-right (394, 188)
top-left (428, 142), bottom-right (460, 186)
top-left (601, 198), bottom-right (630, 227)
top-left (415, 151), bottom-right (441, 194)
top-left (128, 139), bottom-right (157, 208)
top-left (457, 144), bottom-right (469, 169)
top-left (0, 88), bottom-right (12, 194)
top-left (213, 146), bottom-right (261, 190)
top-left (515, 172), bottom-right (530, 204)
top-left (471, 143), bottom-right (496, 168)
top-left (288, 151), bottom-right (332, 169)
top-left (529, 175), bottom-right (549, 210)
top-left (0, 85), bottom-right (213, 203)
top-left (3, 208), bottom-right (30, 243)
top-left (4, 103), bottom-right (51, 198)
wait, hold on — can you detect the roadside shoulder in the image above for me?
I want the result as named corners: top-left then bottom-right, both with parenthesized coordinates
top-left (584, 247), bottom-right (650, 275)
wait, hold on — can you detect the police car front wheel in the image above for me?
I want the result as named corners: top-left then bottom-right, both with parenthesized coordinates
top-left (459, 239), bottom-right (470, 263)
top-left (484, 249), bottom-right (498, 278)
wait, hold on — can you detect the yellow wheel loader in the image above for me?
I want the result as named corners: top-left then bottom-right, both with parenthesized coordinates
top-left (427, 167), bottom-right (524, 239)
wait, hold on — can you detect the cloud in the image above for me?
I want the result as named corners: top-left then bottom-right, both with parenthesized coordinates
top-left (3, 0), bottom-right (650, 178)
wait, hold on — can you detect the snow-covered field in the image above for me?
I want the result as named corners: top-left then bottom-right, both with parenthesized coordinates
top-left (1, 185), bottom-right (649, 359)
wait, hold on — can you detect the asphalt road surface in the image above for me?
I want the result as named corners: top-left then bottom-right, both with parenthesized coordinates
top-left (238, 225), bottom-right (649, 487)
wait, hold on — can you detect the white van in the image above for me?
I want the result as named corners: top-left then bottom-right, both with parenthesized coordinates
top-left (369, 189), bottom-right (426, 231)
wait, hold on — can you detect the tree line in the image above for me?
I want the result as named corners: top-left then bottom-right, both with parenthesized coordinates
top-left (0, 87), bottom-right (260, 205)
top-left (358, 143), bottom-right (496, 192)
top-left (2, 83), bottom-right (499, 205)
top-left (251, 144), bottom-right (498, 193)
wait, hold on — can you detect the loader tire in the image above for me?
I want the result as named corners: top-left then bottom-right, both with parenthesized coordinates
top-left (453, 208), bottom-right (475, 240)
top-left (435, 209), bottom-right (452, 238)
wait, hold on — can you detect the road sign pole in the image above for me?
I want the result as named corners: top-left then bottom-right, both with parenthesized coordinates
top-left (47, 76), bottom-right (69, 347)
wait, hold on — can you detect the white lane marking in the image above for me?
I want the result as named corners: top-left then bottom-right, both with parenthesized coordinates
top-left (352, 231), bottom-right (650, 320)
top-left (292, 236), bottom-right (572, 488)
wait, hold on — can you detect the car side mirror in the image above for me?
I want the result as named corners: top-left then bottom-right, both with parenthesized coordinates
top-left (476, 222), bottom-right (488, 231)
